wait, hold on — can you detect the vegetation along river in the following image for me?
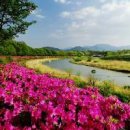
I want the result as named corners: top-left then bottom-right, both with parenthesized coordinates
top-left (44, 59), bottom-right (130, 86)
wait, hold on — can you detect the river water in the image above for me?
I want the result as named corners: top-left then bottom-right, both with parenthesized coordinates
top-left (44, 59), bottom-right (130, 86)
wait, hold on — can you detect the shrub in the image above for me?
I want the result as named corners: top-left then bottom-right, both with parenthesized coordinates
top-left (0, 58), bottom-right (6, 64)
top-left (87, 56), bottom-right (92, 62)
top-left (0, 63), bottom-right (130, 130)
top-left (97, 81), bottom-right (130, 103)
top-left (87, 75), bottom-right (97, 86)
top-left (98, 81), bottom-right (115, 97)
top-left (6, 56), bottom-right (13, 63)
top-left (73, 77), bottom-right (86, 88)
top-left (0, 59), bottom-right (4, 64)
top-left (124, 86), bottom-right (130, 89)
top-left (112, 92), bottom-right (130, 103)
top-left (73, 57), bottom-right (81, 62)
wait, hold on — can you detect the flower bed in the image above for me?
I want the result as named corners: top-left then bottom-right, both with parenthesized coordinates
top-left (0, 63), bottom-right (130, 130)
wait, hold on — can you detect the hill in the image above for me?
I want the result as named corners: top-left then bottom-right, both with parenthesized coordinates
top-left (67, 44), bottom-right (130, 51)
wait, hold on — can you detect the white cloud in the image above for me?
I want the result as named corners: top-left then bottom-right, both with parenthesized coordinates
top-left (60, 11), bottom-right (70, 17)
top-left (32, 9), bottom-right (45, 19)
top-left (58, 1), bottom-right (130, 46)
top-left (99, 0), bottom-right (107, 3)
top-left (54, 0), bottom-right (71, 4)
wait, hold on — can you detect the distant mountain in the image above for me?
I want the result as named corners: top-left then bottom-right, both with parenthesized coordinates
top-left (43, 47), bottom-right (61, 51)
top-left (67, 44), bottom-right (130, 51)
top-left (67, 46), bottom-right (85, 51)
top-left (42, 44), bottom-right (130, 51)
top-left (86, 44), bottom-right (117, 51)
top-left (118, 45), bottom-right (130, 50)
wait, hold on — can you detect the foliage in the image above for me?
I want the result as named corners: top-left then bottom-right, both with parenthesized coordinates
top-left (103, 55), bottom-right (130, 61)
top-left (0, 58), bottom-right (5, 64)
top-left (0, 40), bottom-right (90, 56)
top-left (73, 77), bottom-right (86, 88)
top-left (98, 81), bottom-right (115, 97)
top-left (0, 63), bottom-right (130, 129)
top-left (97, 81), bottom-right (130, 103)
top-left (124, 86), bottom-right (130, 89)
top-left (0, 40), bottom-right (31, 56)
top-left (101, 50), bottom-right (130, 61)
top-left (87, 56), bottom-right (92, 62)
top-left (0, 57), bottom-right (13, 64)
top-left (73, 57), bottom-right (82, 62)
top-left (0, 0), bottom-right (37, 42)
top-left (112, 92), bottom-right (130, 103)
top-left (87, 75), bottom-right (97, 86)
top-left (72, 56), bottom-right (130, 73)
top-left (6, 56), bottom-right (13, 63)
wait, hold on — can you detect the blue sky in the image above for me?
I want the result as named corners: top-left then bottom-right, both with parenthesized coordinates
top-left (17, 0), bottom-right (130, 48)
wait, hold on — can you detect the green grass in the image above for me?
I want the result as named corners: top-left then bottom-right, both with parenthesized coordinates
top-left (71, 56), bottom-right (130, 102)
top-left (72, 56), bottom-right (130, 73)
top-left (0, 56), bottom-right (13, 64)
top-left (96, 80), bottom-right (130, 103)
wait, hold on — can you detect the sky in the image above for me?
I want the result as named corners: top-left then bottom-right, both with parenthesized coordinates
top-left (17, 0), bottom-right (130, 49)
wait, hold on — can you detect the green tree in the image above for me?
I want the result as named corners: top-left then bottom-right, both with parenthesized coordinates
top-left (0, 0), bottom-right (37, 42)
top-left (0, 40), bottom-right (17, 55)
top-left (14, 41), bottom-right (33, 56)
top-left (5, 44), bottom-right (16, 55)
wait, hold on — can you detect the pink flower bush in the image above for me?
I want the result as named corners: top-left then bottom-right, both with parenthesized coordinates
top-left (0, 63), bottom-right (130, 130)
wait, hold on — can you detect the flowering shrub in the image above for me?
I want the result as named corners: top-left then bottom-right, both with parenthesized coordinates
top-left (0, 63), bottom-right (130, 130)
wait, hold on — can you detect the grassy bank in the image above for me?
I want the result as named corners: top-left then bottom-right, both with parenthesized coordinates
top-left (72, 56), bottom-right (130, 73)
top-left (26, 58), bottom-right (66, 77)
top-left (96, 81), bottom-right (130, 103)
top-left (71, 57), bottom-right (130, 103)
top-left (25, 58), bottom-right (130, 103)
top-left (1, 56), bottom-right (130, 103)
top-left (25, 58), bottom-right (86, 88)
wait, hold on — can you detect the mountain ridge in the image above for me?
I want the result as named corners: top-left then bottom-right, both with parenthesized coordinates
top-left (65, 44), bottom-right (130, 51)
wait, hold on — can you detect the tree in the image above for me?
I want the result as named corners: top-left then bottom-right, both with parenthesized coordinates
top-left (0, 0), bottom-right (37, 42)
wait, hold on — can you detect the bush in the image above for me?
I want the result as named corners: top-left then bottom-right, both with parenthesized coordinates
top-left (6, 56), bottom-right (13, 63)
top-left (98, 81), bottom-right (115, 97)
top-left (0, 58), bottom-right (6, 64)
top-left (87, 56), bottom-right (92, 62)
top-left (73, 77), bottom-right (86, 88)
top-left (0, 63), bottom-right (130, 130)
top-left (0, 59), bottom-right (4, 64)
top-left (97, 81), bottom-right (130, 103)
top-left (124, 86), bottom-right (130, 89)
top-left (112, 92), bottom-right (130, 103)
top-left (0, 57), bottom-right (13, 65)
top-left (87, 75), bottom-right (97, 86)
top-left (73, 57), bottom-right (81, 62)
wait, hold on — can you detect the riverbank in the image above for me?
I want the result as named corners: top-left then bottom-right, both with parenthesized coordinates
top-left (71, 57), bottom-right (130, 73)
top-left (25, 58), bottom-right (86, 88)
top-left (25, 58), bottom-right (130, 103)
top-left (26, 58), bottom-right (66, 77)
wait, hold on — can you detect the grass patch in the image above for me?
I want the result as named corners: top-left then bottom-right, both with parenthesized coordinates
top-left (72, 56), bottom-right (130, 73)
top-left (0, 56), bottom-right (14, 64)
top-left (96, 81), bottom-right (130, 103)
top-left (25, 58), bottom-right (87, 88)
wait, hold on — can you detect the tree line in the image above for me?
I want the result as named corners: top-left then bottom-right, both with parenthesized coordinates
top-left (0, 40), bottom-right (88, 56)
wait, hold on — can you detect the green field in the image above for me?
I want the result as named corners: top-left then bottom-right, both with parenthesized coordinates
top-left (72, 56), bottom-right (130, 73)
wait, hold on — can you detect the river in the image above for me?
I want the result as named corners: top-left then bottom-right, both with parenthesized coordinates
top-left (44, 59), bottom-right (130, 86)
